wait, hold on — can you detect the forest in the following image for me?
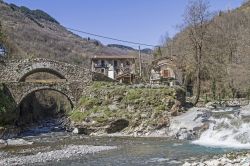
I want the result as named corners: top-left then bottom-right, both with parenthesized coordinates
top-left (156, 0), bottom-right (250, 104)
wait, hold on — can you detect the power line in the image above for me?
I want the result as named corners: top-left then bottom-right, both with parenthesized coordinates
top-left (66, 27), bottom-right (167, 48)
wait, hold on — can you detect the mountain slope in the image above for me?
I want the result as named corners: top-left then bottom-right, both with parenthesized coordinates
top-left (0, 1), bottom-right (151, 67)
top-left (160, 1), bottom-right (250, 97)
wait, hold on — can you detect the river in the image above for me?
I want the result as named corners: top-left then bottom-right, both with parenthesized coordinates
top-left (1, 105), bottom-right (250, 165)
top-left (0, 131), bottom-right (240, 165)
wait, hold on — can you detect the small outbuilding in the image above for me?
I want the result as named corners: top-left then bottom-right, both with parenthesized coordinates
top-left (150, 56), bottom-right (182, 86)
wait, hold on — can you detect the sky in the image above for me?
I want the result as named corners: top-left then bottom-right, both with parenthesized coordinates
top-left (4, 0), bottom-right (245, 49)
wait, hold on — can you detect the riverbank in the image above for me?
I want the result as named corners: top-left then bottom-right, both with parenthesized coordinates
top-left (0, 145), bottom-right (117, 166)
top-left (69, 82), bottom-right (186, 136)
top-left (183, 152), bottom-right (250, 166)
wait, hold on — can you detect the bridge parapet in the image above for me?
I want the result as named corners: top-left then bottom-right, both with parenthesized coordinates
top-left (0, 58), bottom-right (92, 82)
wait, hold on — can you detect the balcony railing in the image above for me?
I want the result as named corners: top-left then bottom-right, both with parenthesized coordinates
top-left (94, 64), bottom-right (108, 68)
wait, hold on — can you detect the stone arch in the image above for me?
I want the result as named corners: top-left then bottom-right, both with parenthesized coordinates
top-left (17, 87), bottom-right (75, 109)
top-left (18, 68), bottom-right (66, 82)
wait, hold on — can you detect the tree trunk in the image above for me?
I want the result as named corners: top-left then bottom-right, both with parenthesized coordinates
top-left (193, 66), bottom-right (201, 105)
top-left (193, 47), bottom-right (202, 106)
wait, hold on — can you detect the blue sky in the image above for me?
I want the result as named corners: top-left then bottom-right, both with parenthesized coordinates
top-left (4, 0), bottom-right (244, 49)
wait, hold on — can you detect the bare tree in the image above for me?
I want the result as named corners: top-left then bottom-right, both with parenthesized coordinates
top-left (183, 0), bottom-right (212, 105)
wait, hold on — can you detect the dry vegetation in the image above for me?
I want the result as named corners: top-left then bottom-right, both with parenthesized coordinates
top-left (0, 1), bottom-right (151, 68)
top-left (157, 0), bottom-right (250, 102)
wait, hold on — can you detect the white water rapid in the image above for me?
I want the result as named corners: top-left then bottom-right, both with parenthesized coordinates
top-left (170, 105), bottom-right (250, 149)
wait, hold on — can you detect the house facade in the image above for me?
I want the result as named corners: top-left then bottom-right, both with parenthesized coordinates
top-left (150, 57), bottom-right (182, 86)
top-left (91, 55), bottom-right (136, 83)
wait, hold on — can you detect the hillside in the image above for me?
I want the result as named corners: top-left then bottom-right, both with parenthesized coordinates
top-left (0, 1), bottom-right (152, 67)
top-left (159, 0), bottom-right (250, 100)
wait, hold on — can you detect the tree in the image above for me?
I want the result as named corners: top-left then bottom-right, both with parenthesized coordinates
top-left (153, 47), bottom-right (162, 59)
top-left (183, 0), bottom-right (212, 105)
top-left (0, 21), bottom-right (4, 43)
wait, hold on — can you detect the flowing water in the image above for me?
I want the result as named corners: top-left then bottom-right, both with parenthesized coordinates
top-left (192, 105), bottom-right (250, 149)
top-left (0, 132), bottom-right (237, 166)
top-left (2, 105), bottom-right (250, 165)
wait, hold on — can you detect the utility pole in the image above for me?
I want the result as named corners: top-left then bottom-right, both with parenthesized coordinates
top-left (138, 45), bottom-right (142, 78)
top-left (170, 40), bottom-right (173, 58)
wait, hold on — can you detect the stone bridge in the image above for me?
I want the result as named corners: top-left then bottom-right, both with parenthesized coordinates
top-left (0, 58), bottom-right (94, 108)
top-left (0, 58), bottom-right (92, 82)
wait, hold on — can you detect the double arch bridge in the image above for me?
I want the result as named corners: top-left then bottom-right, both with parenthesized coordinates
top-left (0, 58), bottom-right (93, 108)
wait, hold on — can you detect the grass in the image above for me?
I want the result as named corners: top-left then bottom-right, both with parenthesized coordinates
top-left (69, 81), bottom-right (181, 130)
top-left (79, 97), bottom-right (99, 110)
top-left (69, 111), bottom-right (90, 123)
top-left (0, 84), bottom-right (18, 126)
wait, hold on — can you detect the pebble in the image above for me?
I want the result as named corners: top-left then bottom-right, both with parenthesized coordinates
top-left (184, 153), bottom-right (250, 166)
top-left (0, 145), bottom-right (117, 166)
top-left (7, 138), bottom-right (33, 146)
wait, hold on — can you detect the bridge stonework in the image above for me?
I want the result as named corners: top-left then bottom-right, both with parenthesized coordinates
top-left (0, 58), bottom-right (92, 82)
top-left (4, 82), bottom-right (85, 107)
top-left (0, 58), bottom-right (94, 108)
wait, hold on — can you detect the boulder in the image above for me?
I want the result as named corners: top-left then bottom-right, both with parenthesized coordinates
top-left (155, 116), bottom-right (170, 129)
top-left (0, 139), bottom-right (7, 148)
top-left (72, 127), bottom-right (91, 135)
top-left (170, 101), bottom-right (181, 116)
top-left (7, 139), bottom-right (33, 146)
top-left (106, 119), bottom-right (129, 133)
top-left (176, 128), bottom-right (196, 140)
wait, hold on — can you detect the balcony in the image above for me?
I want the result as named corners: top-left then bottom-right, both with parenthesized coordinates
top-left (94, 64), bottom-right (108, 68)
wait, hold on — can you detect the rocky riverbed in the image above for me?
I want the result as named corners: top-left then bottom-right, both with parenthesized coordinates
top-left (0, 145), bottom-right (117, 166)
top-left (183, 152), bottom-right (250, 166)
top-left (1, 102), bottom-right (250, 165)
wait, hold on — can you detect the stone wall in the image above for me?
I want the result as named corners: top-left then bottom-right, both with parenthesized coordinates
top-left (92, 72), bottom-right (115, 82)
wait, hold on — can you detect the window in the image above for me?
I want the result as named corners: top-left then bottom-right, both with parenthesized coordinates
top-left (114, 60), bottom-right (118, 67)
top-left (101, 60), bottom-right (105, 67)
top-left (162, 70), bottom-right (170, 78)
top-left (126, 61), bottom-right (130, 66)
top-left (101, 69), bottom-right (105, 73)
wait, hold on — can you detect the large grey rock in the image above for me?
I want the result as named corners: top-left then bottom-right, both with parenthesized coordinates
top-left (72, 127), bottom-right (92, 135)
top-left (106, 119), bottom-right (129, 133)
top-left (7, 139), bottom-right (33, 146)
top-left (0, 139), bottom-right (7, 148)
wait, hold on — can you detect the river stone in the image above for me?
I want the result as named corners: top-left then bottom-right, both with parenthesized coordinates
top-left (72, 127), bottom-right (88, 135)
top-left (170, 101), bottom-right (181, 116)
top-left (183, 162), bottom-right (191, 166)
top-left (0, 139), bottom-right (7, 148)
top-left (155, 116), bottom-right (170, 129)
top-left (0, 127), bottom-right (5, 138)
top-left (106, 119), bottom-right (129, 133)
top-left (108, 104), bottom-right (118, 111)
top-left (7, 139), bottom-right (33, 146)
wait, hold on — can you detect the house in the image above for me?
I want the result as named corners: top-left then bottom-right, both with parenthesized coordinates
top-left (91, 55), bottom-right (136, 84)
top-left (150, 56), bottom-right (182, 86)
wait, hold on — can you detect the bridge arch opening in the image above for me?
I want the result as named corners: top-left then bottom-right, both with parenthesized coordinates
top-left (19, 68), bottom-right (67, 82)
top-left (18, 88), bottom-right (74, 108)
top-left (16, 88), bottom-right (74, 129)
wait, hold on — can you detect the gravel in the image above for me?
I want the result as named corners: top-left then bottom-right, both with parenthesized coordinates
top-left (183, 152), bottom-right (250, 166)
top-left (0, 145), bottom-right (117, 166)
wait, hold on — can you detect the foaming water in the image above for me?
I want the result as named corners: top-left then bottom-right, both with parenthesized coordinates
top-left (192, 105), bottom-right (250, 149)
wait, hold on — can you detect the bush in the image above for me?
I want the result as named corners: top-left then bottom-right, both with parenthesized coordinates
top-left (69, 111), bottom-right (89, 123)
top-left (0, 84), bottom-right (17, 126)
top-left (79, 97), bottom-right (99, 110)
